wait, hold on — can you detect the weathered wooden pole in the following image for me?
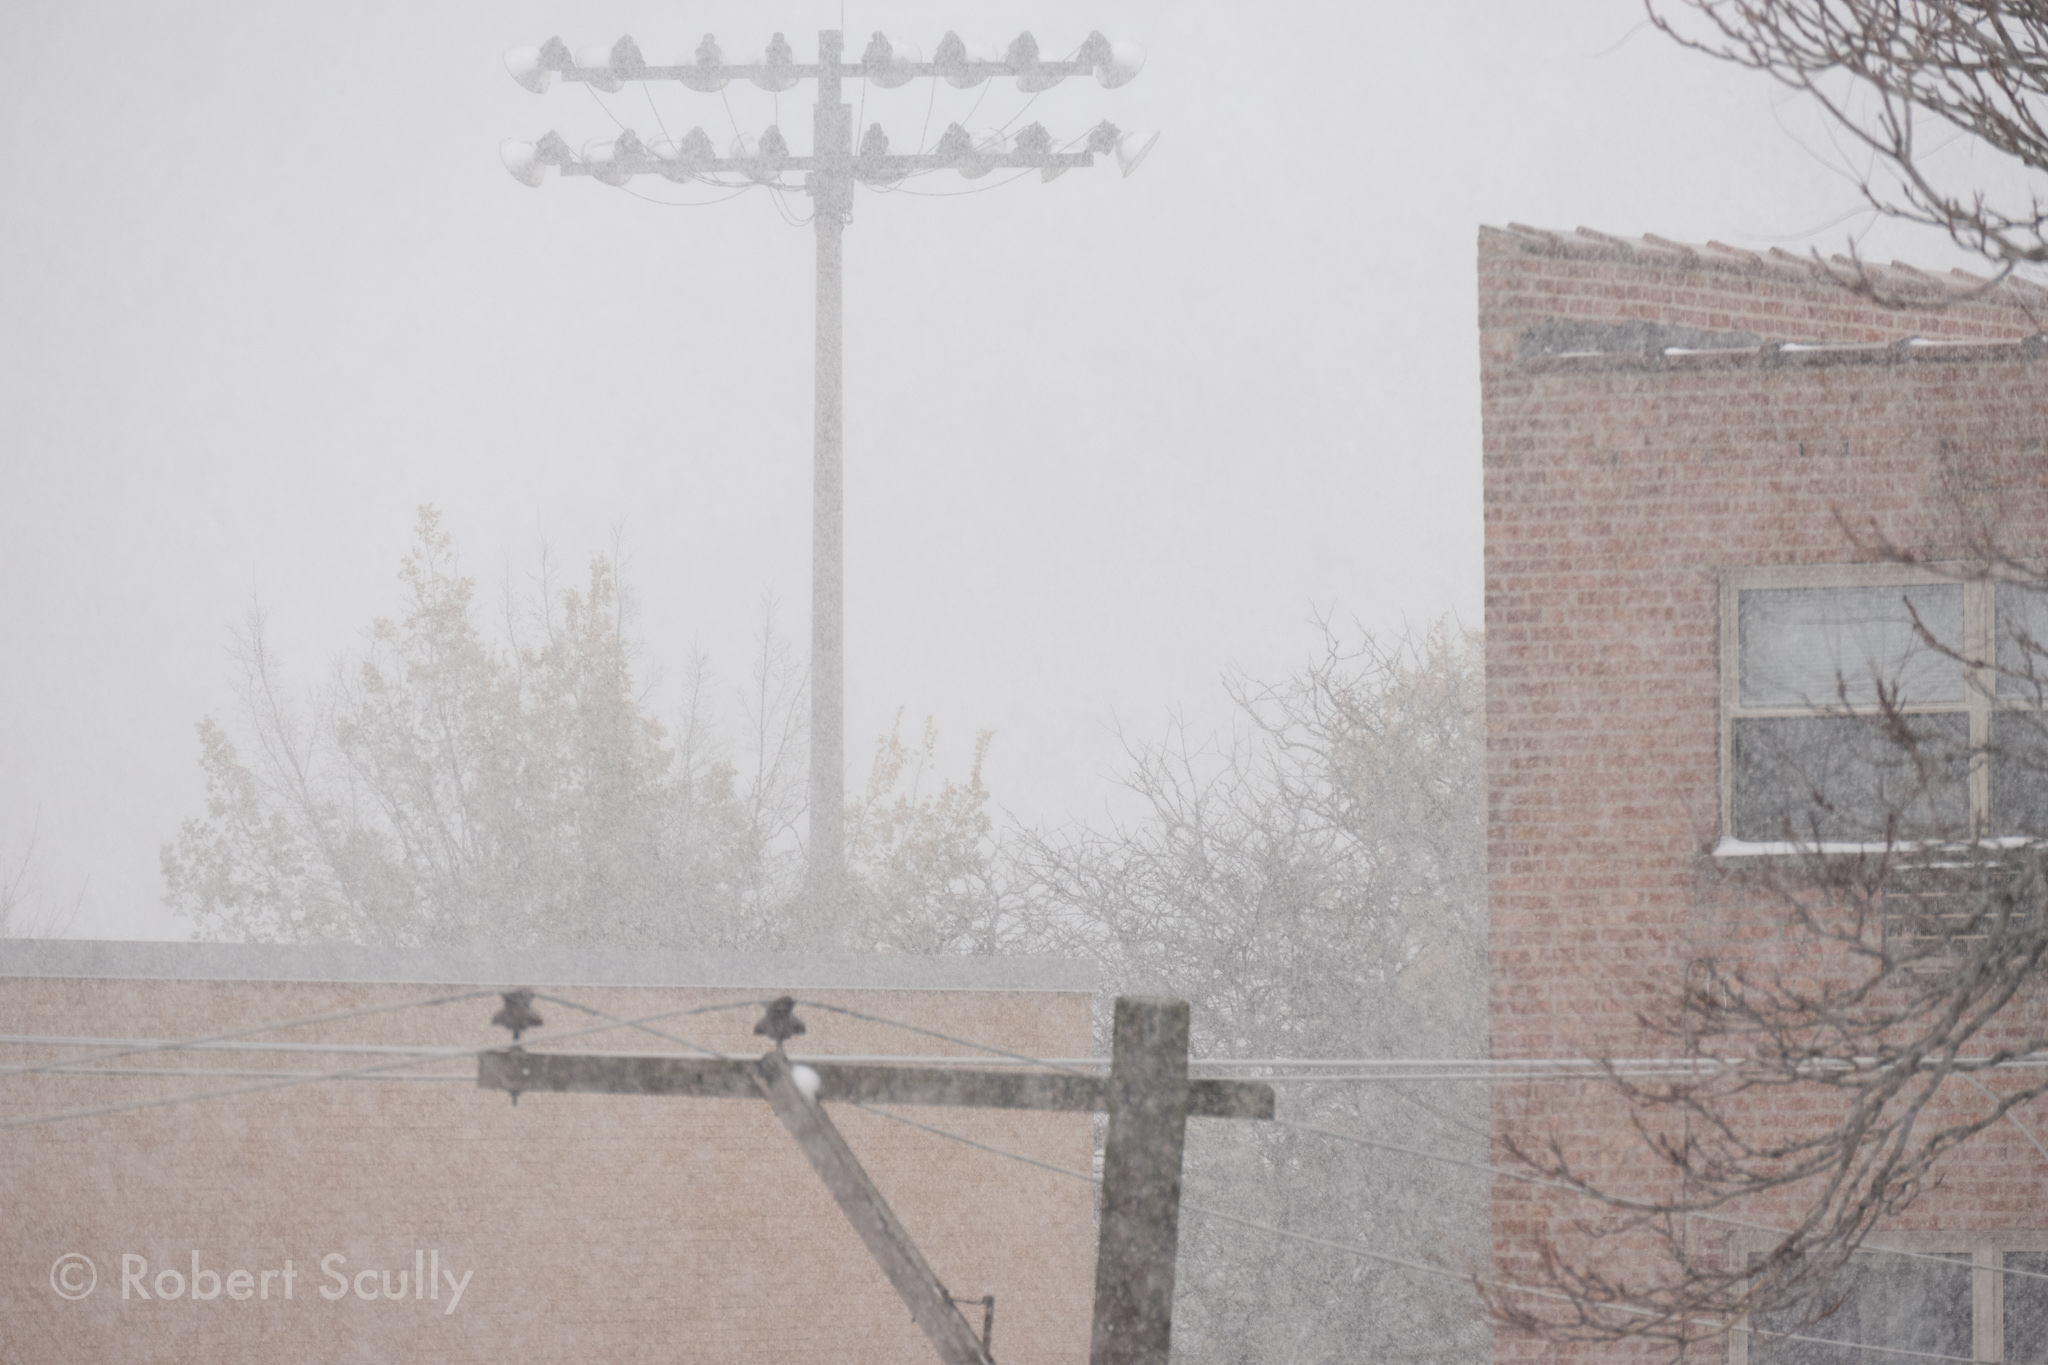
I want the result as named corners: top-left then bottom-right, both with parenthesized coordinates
top-left (1088, 996), bottom-right (1191, 1365)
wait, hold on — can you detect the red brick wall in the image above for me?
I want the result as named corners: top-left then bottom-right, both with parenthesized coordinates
top-left (1480, 224), bottom-right (2048, 1365)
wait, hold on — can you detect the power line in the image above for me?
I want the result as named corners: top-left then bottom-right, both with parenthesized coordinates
top-left (0, 995), bottom-right (768, 1131)
top-left (850, 1098), bottom-right (1992, 1365)
top-left (792, 998), bottom-right (1097, 1077)
top-left (0, 1032), bottom-right (467, 1058)
top-left (0, 987), bottom-right (499, 1080)
top-left (1180, 1202), bottom-right (1990, 1365)
top-left (529, 990), bottom-right (750, 1059)
top-left (1270, 1117), bottom-right (2048, 1288)
top-left (25, 1064), bottom-right (472, 1083)
top-left (0, 1047), bottom-right (478, 1132)
top-left (850, 1101), bottom-right (1099, 1185)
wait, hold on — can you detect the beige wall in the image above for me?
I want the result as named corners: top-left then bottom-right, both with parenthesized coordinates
top-left (0, 944), bottom-right (1096, 1365)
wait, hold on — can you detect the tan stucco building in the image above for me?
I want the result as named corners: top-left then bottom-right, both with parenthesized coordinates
top-left (2, 940), bottom-right (1096, 1364)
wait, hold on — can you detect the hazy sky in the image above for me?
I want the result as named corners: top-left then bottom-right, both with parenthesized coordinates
top-left (0, 0), bottom-right (2004, 939)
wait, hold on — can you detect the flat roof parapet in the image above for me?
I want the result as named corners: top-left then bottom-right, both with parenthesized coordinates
top-left (1493, 222), bottom-right (2048, 310)
top-left (0, 938), bottom-right (1097, 994)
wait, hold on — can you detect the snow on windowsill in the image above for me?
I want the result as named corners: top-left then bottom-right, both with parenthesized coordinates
top-left (1712, 836), bottom-right (2044, 859)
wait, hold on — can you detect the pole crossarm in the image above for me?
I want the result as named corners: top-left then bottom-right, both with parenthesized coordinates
top-left (558, 151), bottom-right (1099, 180)
top-left (558, 61), bottom-right (1110, 84)
top-left (476, 1049), bottom-right (1276, 1119)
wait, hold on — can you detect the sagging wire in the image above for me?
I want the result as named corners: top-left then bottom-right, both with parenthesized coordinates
top-left (0, 995), bottom-right (767, 1131)
top-left (0, 988), bottom-right (501, 1080)
top-left (791, 999), bottom-right (1096, 1077)
top-left (577, 85), bottom-right (755, 208)
top-left (585, 83), bottom-right (630, 134)
top-left (915, 74), bottom-right (937, 157)
top-left (526, 990), bottom-right (751, 1060)
top-left (29, 1065), bottom-right (473, 1083)
top-left (608, 182), bottom-right (758, 209)
top-left (721, 88), bottom-right (744, 147)
top-left (1272, 1116), bottom-right (2048, 1287)
top-left (0, 1048), bottom-right (484, 1132)
top-left (874, 117), bottom-right (1095, 199)
top-left (885, 169), bottom-right (1036, 199)
top-left (850, 1101), bottom-right (1097, 1184)
top-left (1957, 1070), bottom-right (2048, 1166)
top-left (1190, 1200), bottom-right (1990, 1365)
top-left (0, 1033), bottom-right (467, 1060)
top-left (767, 182), bottom-right (816, 227)
top-left (641, 80), bottom-right (674, 145)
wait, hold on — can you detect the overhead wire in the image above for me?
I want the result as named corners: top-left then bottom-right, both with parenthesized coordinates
top-left (0, 988), bottom-right (500, 1079)
top-left (847, 1099), bottom-right (1991, 1365)
top-left (585, 84), bottom-right (630, 134)
top-left (845, 1097), bottom-right (1988, 1365)
top-left (762, 1007), bottom-right (2048, 1298)
top-left (885, 170), bottom-right (1037, 199)
top-left (0, 995), bottom-right (768, 1131)
top-left (0, 1032), bottom-right (468, 1059)
top-left (641, 80), bottom-right (674, 144)
top-left (608, 183), bottom-right (758, 208)
top-left (0, 1048), bottom-right (480, 1132)
top-left (527, 990), bottom-right (752, 1060)
top-left (791, 999), bottom-right (1096, 1077)
top-left (14, 990), bottom-right (2036, 1342)
top-left (31, 1064), bottom-right (472, 1083)
top-left (1271, 1116), bottom-right (2048, 1287)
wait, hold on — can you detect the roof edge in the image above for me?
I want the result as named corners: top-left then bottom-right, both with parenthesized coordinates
top-left (0, 939), bottom-right (1098, 994)
top-left (1484, 222), bottom-right (2048, 309)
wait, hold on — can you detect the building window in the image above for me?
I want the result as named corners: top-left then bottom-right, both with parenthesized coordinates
top-left (1731, 1236), bottom-right (2048, 1365)
top-left (1722, 567), bottom-right (2048, 847)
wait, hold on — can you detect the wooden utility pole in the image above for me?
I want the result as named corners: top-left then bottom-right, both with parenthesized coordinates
top-left (1090, 997), bottom-right (1189, 1365)
top-left (478, 995), bottom-right (1267, 1365)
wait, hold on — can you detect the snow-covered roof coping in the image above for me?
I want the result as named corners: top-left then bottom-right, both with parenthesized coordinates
top-left (1496, 223), bottom-right (2048, 370)
top-left (1499, 222), bottom-right (2048, 307)
top-left (0, 938), bottom-right (1096, 994)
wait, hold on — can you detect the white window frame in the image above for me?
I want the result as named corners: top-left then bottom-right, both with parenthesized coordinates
top-left (1717, 564), bottom-right (2008, 855)
top-left (1726, 1230), bottom-right (2048, 1365)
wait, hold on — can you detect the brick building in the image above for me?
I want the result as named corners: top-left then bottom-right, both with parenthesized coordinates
top-left (0, 940), bottom-right (1094, 1364)
top-left (1481, 224), bottom-right (2048, 1365)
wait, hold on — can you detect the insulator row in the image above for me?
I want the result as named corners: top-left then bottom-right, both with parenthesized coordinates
top-left (504, 30), bottom-right (1145, 96)
top-left (501, 121), bottom-right (1159, 188)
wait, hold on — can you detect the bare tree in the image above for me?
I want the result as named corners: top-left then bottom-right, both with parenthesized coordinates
top-left (1489, 555), bottom-right (2048, 1358)
top-left (1009, 623), bottom-right (1491, 1365)
top-left (1651, 0), bottom-right (2048, 285)
top-left (0, 823), bottom-right (84, 939)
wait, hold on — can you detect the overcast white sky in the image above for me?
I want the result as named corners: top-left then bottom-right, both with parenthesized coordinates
top-left (0, 0), bottom-right (2007, 939)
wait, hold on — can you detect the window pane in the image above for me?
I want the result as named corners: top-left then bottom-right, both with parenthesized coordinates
top-left (2006, 1251), bottom-right (2048, 1365)
top-left (1753, 1253), bottom-right (1971, 1365)
top-left (1990, 711), bottom-right (2048, 837)
top-left (1997, 583), bottom-right (2048, 702)
top-left (1733, 714), bottom-right (1970, 842)
top-left (1741, 585), bottom-right (1966, 708)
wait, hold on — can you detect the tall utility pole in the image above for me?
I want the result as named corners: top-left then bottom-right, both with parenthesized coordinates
top-left (809, 31), bottom-right (851, 922)
top-left (500, 29), bottom-right (1155, 923)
